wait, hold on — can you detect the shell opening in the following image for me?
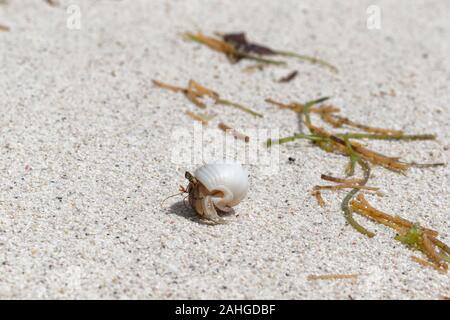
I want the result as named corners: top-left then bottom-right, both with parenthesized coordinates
top-left (208, 185), bottom-right (234, 212)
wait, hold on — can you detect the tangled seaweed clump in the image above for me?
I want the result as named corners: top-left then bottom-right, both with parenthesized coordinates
top-left (184, 31), bottom-right (338, 73)
top-left (266, 96), bottom-right (447, 271)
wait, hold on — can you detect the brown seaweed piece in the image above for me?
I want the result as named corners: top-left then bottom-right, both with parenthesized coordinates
top-left (153, 79), bottom-right (263, 117)
top-left (410, 256), bottom-right (446, 273)
top-left (313, 185), bottom-right (380, 192)
top-left (153, 79), bottom-right (210, 109)
top-left (152, 80), bottom-right (186, 93)
top-left (185, 111), bottom-right (215, 125)
top-left (306, 124), bottom-right (410, 172)
top-left (307, 274), bottom-right (358, 281)
top-left (220, 32), bottom-right (338, 73)
top-left (312, 190), bottom-right (325, 207)
top-left (188, 79), bottom-right (220, 99)
top-left (351, 194), bottom-right (438, 236)
top-left (321, 113), bottom-right (403, 136)
top-left (218, 122), bottom-right (250, 143)
top-left (265, 98), bottom-right (340, 114)
top-left (320, 174), bottom-right (364, 185)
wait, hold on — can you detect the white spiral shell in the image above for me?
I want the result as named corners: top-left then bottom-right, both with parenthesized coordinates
top-left (194, 160), bottom-right (249, 212)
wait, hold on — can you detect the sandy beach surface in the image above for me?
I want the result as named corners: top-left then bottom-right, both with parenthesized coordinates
top-left (0, 0), bottom-right (449, 299)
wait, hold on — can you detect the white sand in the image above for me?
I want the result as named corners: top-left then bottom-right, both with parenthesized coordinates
top-left (0, 0), bottom-right (449, 299)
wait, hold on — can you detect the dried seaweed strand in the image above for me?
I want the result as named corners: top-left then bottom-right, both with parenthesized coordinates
top-left (314, 185), bottom-right (379, 192)
top-left (321, 113), bottom-right (403, 135)
top-left (271, 97), bottom-right (435, 171)
top-left (352, 194), bottom-right (438, 236)
top-left (312, 190), bottom-right (326, 207)
top-left (153, 79), bottom-right (262, 117)
top-left (152, 80), bottom-right (187, 93)
top-left (278, 70), bottom-right (298, 83)
top-left (265, 98), bottom-right (339, 114)
top-left (307, 274), bottom-right (358, 281)
top-left (431, 238), bottom-right (450, 258)
top-left (188, 79), bottom-right (219, 99)
top-left (411, 256), bottom-right (446, 273)
top-left (310, 105), bottom-right (341, 114)
top-left (320, 174), bottom-right (364, 184)
top-left (185, 32), bottom-right (236, 55)
top-left (405, 162), bottom-right (445, 168)
top-left (185, 111), bottom-right (215, 125)
top-left (421, 233), bottom-right (447, 271)
top-left (185, 90), bottom-right (207, 109)
top-left (337, 133), bottom-right (436, 141)
top-left (299, 123), bottom-right (409, 173)
top-left (218, 122), bottom-right (250, 143)
top-left (271, 99), bottom-right (433, 172)
top-left (329, 135), bottom-right (410, 173)
top-left (352, 203), bottom-right (412, 233)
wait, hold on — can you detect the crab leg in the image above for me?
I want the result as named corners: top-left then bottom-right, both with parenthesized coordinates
top-left (201, 195), bottom-right (227, 225)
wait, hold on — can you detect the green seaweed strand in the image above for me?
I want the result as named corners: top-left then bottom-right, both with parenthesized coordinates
top-left (344, 138), bottom-right (358, 177)
top-left (266, 97), bottom-right (330, 147)
top-left (303, 96), bottom-right (330, 126)
top-left (266, 134), bottom-right (328, 147)
top-left (341, 159), bottom-right (376, 238)
top-left (274, 50), bottom-right (338, 73)
top-left (216, 99), bottom-right (263, 118)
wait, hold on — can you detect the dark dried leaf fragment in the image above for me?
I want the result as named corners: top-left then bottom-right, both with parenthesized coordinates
top-left (222, 32), bottom-right (275, 56)
top-left (44, 0), bottom-right (58, 6)
top-left (278, 70), bottom-right (298, 83)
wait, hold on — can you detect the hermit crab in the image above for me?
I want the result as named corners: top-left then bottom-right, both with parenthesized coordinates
top-left (183, 161), bottom-right (249, 224)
